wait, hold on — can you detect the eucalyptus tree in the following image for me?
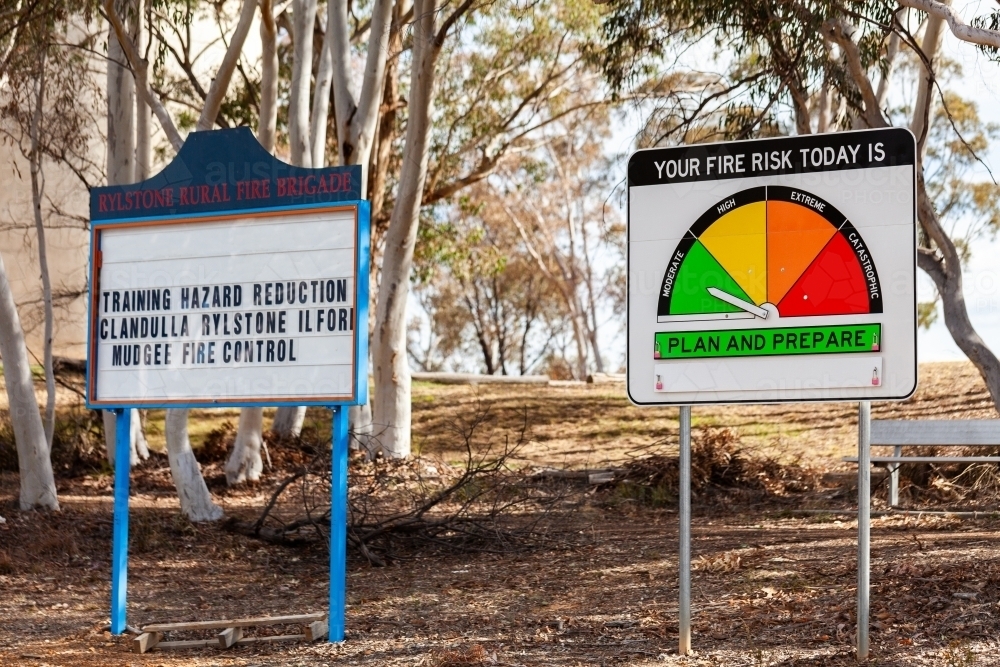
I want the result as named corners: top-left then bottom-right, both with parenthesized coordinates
top-left (412, 97), bottom-right (622, 379)
top-left (0, 0), bottom-right (95, 510)
top-left (597, 0), bottom-right (1000, 412)
top-left (368, 0), bottom-right (623, 456)
top-left (2, 17), bottom-right (100, 451)
top-left (103, 0), bottom-right (257, 519)
top-left (0, 254), bottom-right (58, 510)
top-left (268, 0), bottom-right (395, 442)
top-left (110, 0), bottom-right (639, 464)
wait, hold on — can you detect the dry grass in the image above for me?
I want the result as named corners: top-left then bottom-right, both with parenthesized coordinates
top-left (0, 362), bottom-right (999, 665)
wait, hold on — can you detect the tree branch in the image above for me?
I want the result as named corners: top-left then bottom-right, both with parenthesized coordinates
top-left (899, 0), bottom-right (1000, 49)
top-left (349, 0), bottom-right (394, 169)
top-left (434, 0), bottom-right (476, 49)
top-left (257, 0), bottom-right (278, 152)
top-left (196, 0), bottom-right (257, 131)
top-left (103, 0), bottom-right (184, 151)
top-left (822, 18), bottom-right (887, 129)
top-left (916, 171), bottom-right (1000, 412)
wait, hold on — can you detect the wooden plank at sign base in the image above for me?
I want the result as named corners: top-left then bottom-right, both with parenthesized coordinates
top-left (142, 612), bottom-right (326, 633)
top-left (154, 639), bottom-right (216, 650)
top-left (131, 632), bottom-right (162, 653)
top-left (217, 627), bottom-right (243, 648)
top-left (305, 620), bottom-right (328, 641)
top-left (234, 634), bottom-right (307, 645)
top-left (139, 633), bottom-right (310, 652)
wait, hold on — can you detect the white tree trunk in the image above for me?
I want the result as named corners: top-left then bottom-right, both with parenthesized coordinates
top-left (288, 0), bottom-right (317, 167)
top-left (0, 250), bottom-right (58, 510)
top-left (329, 0), bottom-right (394, 179)
top-left (102, 409), bottom-right (148, 466)
top-left (107, 1), bottom-right (135, 186)
top-left (276, 0), bottom-right (330, 434)
top-left (164, 409), bottom-right (223, 521)
top-left (257, 0), bottom-right (278, 153)
top-left (349, 403), bottom-right (371, 453)
top-left (271, 406), bottom-right (306, 438)
top-left (28, 53), bottom-right (55, 448)
top-left (310, 4), bottom-right (335, 168)
top-left (225, 407), bottom-right (264, 484)
top-left (371, 0), bottom-right (438, 459)
top-left (103, 5), bottom-right (151, 465)
top-left (194, 0), bottom-right (257, 132)
top-left (911, 6), bottom-right (947, 153)
top-left (232, 1), bottom-right (280, 481)
top-left (875, 19), bottom-right (902, 109)
top-left (134, 0), bottom-right (151, 181)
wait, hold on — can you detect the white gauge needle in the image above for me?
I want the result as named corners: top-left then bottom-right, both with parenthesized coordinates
top-left (707, 287), bottom-right (768, 319)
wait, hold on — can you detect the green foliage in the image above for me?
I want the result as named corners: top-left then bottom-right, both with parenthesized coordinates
top-left (408, 0), bottom-right (624, 377)
top-left (923, 91), bottom-right (1000, 255)
top-left (596, 0), bottom-right (894, 141)
top-left (422, 0), bottom-right (608, 205)
top-left (147, 0), bottom-right (264, 135)
top-left (918, 300), bottom-right (939, 330)
top-left (972, 10), bottom-right (1000, 62)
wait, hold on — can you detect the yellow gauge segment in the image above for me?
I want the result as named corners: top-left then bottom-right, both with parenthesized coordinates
top-left (698, 201), bottom-right (767, 304)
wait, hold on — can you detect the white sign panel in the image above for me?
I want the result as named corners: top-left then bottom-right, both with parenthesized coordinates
top-left (88, 206), bottom-right (363, 407)
top-left (627, 128), bottom-right (917, 405)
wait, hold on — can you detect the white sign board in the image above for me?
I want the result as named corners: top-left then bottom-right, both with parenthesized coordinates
top-left (88, 205), bottom-right (364, 407)
top-left (627, 128), bottom-right (917, 405)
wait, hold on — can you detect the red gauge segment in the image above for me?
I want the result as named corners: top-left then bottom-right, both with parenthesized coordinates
top-left (777, 232), bottom-right (871, 316)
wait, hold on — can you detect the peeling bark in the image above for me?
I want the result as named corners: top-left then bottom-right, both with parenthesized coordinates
top-left (257, 0), bottom-right (278, 153)
top-left (0, 250), bottom-right (58, 510)
top-left (288, 0), bottom-right (317, 166)
top-left (271, 406), bottom-right (307, 438)
top-left (226, 408), bottom-right (264, 484)
top-left (165, 409), bottom-right (223, 521)
top-left (371, 0), bottom-right (441, 458)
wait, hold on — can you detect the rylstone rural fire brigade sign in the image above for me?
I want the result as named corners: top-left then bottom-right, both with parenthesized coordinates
top-left (86, 127), bottom-right (369, 408)
top-left (626, 128), bottom-right (917, 405)
top-left (86, 127), bottom-right (368, 642)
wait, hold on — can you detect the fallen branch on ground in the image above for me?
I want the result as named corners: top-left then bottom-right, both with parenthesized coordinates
top-left (230, 402), bottom-right (575, 564)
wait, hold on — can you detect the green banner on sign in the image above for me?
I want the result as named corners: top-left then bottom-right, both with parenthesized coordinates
top-left (653, 324), bottom-right (881, 360)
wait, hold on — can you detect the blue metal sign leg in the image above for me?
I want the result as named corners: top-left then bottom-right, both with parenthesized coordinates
top-left (110, 408), bottom-right (131, 634)
top-left (329, 406), bottom-right (349, 642)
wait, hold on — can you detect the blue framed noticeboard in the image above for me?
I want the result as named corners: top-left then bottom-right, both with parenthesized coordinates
top-left (87, 127), bottom-right (369, 410)
top-left (86, 127), bottom-right (368, 642)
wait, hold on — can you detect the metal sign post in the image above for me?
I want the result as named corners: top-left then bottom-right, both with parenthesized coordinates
top-left (329, 406), bottom-right (350, 642)
top-left (678, 405), bottom-right (692, 655)
top-left (110, 408), bottom-right (131, 634)
top-left (857, 401), bottom-right (871, 660)
top-left (87, 128), bottom-right (369, 640)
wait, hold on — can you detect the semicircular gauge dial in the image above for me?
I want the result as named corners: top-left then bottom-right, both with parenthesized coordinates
top-left (656, 186), bottom-right (882, 322)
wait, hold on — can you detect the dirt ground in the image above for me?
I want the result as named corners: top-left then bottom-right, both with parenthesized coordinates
top-left (2, 361), bottom-right (1000, 666)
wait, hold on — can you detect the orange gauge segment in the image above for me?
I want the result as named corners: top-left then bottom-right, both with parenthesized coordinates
top-left (766, 199), bottom-right (837, 304)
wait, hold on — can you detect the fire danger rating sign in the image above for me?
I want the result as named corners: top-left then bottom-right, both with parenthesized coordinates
top-left (627, 128), bottom-right (917, 405)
